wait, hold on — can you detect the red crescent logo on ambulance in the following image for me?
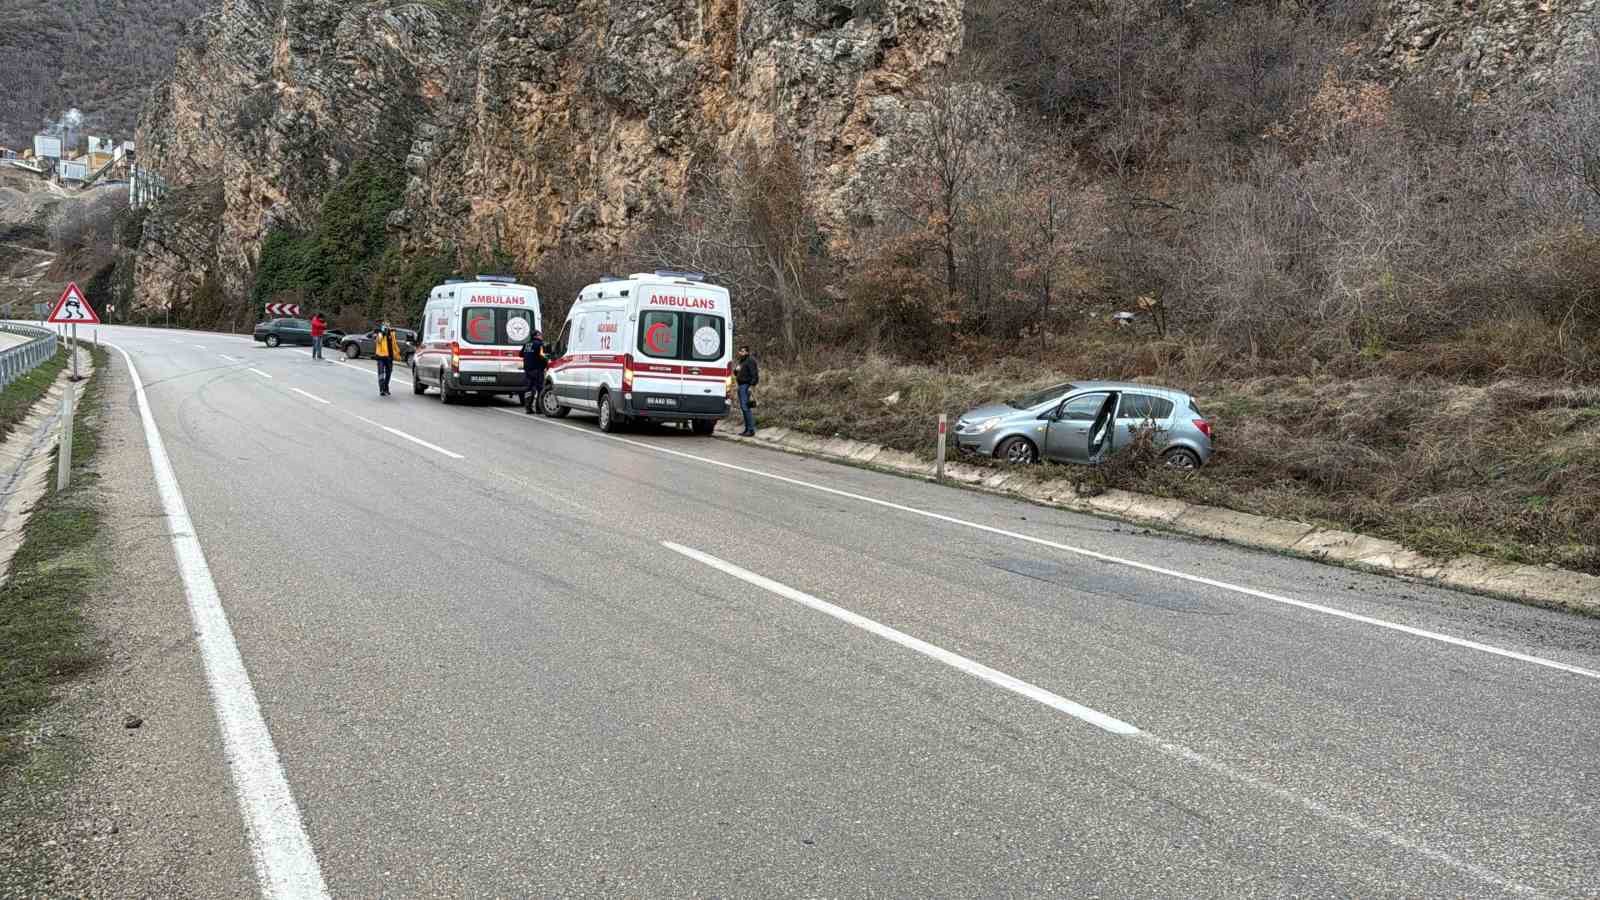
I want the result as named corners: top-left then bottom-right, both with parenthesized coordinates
top-left (467, 313), bottom-right (491, 342)
top-left (645, 322), bottom-right (670, 353)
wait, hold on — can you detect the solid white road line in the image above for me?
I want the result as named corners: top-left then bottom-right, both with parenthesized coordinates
top-left (107, 342), bottom-right (329, 899)
top-left (669, 541), bottom-right (1536, 894)
top-left (290, 388), bottom-right (331, 405)
top-left (501, 408), bottom-right (1600, 682)
top-left (1138, 734), bottom-right (1539, 896)
top-left (665, 542), bottom-right (1141, 736)
top-left (354, 414), bottom-right (463, 459)
top-left (247, 367), bottom-right (273, 379)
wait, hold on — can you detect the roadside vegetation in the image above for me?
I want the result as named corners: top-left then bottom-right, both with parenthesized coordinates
top-left (753, 351), bottom-right (1600, 575)
top-left (0, 347), bottom-right (107, 772)
top-left (0, 346), bottom-right (67, 443)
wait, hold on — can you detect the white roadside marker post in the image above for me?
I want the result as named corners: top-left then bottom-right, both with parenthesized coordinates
top-left (57, 380), bottom-right (73, 491)
top-left (936, 414), bottom-right (947, 482)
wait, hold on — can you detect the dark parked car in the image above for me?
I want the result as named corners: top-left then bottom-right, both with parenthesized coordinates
top-left (253, 318), bottom-right (315, 348)
top-left (340, 328), bottom-right (417, 362)
top-left (321, 329), bottom-right (346, 348)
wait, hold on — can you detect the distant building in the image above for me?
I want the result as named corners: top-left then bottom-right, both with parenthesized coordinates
top-left (58, 159), bottom-right (88, 182)
top-left (0, 147), bottom-right (14, 160)
top-left (87, 135), bottom-right (114, 154)
top-left (33, 134), bottom-right (62, 160)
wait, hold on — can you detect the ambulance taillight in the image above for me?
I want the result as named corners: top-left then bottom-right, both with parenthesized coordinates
top-left (622, 355), bottom-right (635, 395)
top-left (450, 342), bottom-right (460, 373)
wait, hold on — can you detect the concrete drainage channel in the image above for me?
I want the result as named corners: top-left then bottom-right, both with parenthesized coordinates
top-left (0, 346), bottom-right (95, 580)
top-left (714, 421), bottom-right (1600, 617)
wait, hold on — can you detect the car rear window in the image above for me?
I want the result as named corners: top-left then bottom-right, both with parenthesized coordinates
top-left (1118, 394), bottom-right (1175, 420)
top-left (639, 311), bottom-right (725, 361)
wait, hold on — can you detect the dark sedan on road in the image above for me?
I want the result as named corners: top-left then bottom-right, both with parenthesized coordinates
top-left (252, 317), bottom-right (315, 348)
top-left (339, 328), bottom-right (417, 362)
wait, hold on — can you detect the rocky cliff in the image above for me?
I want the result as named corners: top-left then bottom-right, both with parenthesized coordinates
top-left (1379, 0), bottom-right (1597, 95)
top-left (135, 0), bottom-right (466, 312)
top-left (134, 0), bottom-right (962, 314)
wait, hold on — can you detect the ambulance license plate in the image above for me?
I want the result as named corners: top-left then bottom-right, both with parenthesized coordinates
top-left (469, 375), bottom-right (496, 384)
top-left (646, 397), bottom-right (678, 408)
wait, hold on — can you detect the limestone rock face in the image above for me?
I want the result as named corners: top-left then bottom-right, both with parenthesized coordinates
top-left (1378, 0), bottom-right (1598, 95)
top-left (133, 0), bottom-right (962, 313)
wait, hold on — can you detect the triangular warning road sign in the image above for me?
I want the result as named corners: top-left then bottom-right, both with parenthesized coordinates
top-left (47, 282), bottom-right (101, 324)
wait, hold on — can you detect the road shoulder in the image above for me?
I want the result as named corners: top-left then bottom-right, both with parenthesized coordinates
top-left (0, 348), bottom-right (254, 899)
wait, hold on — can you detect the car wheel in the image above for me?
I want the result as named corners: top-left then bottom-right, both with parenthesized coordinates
top-left (265, 334), bottom-right (280, 348)
top-left (691, 418), bottom-right (716, 436)
top-left (597, 391), bottom-right (620, 433)
top-left (345, 344), bottom-right (360, 360)
top-left (412, 364), bottom-right (426, 395)
top-left (439, 369), bottom-right (455, 405)
top-left (1163, 447), bottom-right (1202, 470)
top-left (997, 436), bottom-right (1038, 465)
top-left (541, 382), bottom-right (570, 418)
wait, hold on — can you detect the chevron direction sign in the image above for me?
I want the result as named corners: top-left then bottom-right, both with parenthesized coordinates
top-left (264, 302), bottom-right (303, 317)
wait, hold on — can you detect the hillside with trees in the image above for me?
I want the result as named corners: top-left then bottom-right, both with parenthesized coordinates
top-left (121, 0), bottom-right (1599, 576)
top-left (0, 0), bottom-right (209, 147)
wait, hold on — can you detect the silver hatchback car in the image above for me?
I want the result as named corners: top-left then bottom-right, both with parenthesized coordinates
top-left (953, 381), bottom-right (1214, 468)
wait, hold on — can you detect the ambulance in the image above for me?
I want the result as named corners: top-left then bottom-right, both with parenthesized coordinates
top-left (541, 270), bottom-right (732, 434)
top-left (411, 275), bottom-right (542, 403)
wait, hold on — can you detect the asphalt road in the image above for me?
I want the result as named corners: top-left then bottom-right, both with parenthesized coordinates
top-left (87, 324), bottom-right (1600, 897)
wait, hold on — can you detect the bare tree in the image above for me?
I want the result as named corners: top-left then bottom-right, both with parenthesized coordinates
top-left (641, 140), bottom-right (828, 356)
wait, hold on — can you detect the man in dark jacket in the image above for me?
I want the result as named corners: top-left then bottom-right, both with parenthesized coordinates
top-left (522, 330), bottom-right (547, 415)
top-left (734, 345), bottom-right (758, 436)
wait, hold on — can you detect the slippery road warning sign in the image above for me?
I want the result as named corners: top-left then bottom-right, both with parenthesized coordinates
top-left (47, 282), bottom-right (100, 324)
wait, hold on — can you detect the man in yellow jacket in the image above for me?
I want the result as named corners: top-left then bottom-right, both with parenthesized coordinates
top-left (374, 322), bottom-right (401, 396)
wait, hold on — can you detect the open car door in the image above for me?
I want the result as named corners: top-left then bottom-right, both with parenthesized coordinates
top-left (1086, 392), bottom-right (1119, 463)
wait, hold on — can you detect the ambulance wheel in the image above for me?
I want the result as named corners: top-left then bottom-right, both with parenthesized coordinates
top-left (541, 384), bottom-right (569, 418)
top-left (438, 370), bottom-right (456, 405)
top-left (692, 419), bottom-right (716, 436)
top-left (412, 365), bottom-right (426, 395)
top-left (597, 391), bottom-right (620, 433)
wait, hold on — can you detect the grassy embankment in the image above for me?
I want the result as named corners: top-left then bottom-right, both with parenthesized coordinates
top-left (0, 346), bottom-right (108, 771)
top-left (752, 337), bottom-right (1600, 575)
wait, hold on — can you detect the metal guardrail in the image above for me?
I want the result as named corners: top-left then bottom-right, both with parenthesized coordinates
top-left (0, 323), bottom-right (60, 391)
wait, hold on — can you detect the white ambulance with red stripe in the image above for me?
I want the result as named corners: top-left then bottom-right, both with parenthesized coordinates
top-left (540, 270), bottom-right (732, 434)
top-left (412, 275), bottom-right (542, 404)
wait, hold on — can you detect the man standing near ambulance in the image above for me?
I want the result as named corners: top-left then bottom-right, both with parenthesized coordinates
top-left (373, 321), bottom-right (400, 396)
top-left (735, 345), bottom-right (759, 436)
top-left (522, 329), bottom-right (547, 415)
top-left (310, 312), bottom-right (326, 360)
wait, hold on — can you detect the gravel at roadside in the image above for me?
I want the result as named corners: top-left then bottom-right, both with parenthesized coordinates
top-left (0, 351), bottom-right (254, 899)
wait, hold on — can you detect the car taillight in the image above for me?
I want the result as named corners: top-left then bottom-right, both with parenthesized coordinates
top-left (449, 341), bottom-right (460, 372)
top-left (622, 355), bottom-right (634, 392)
top-left (1194, 418), bottom-right (1213, 439)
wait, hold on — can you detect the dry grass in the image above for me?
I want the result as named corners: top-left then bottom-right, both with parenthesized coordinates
top-left (752, 339), bottom-right (1600, 574)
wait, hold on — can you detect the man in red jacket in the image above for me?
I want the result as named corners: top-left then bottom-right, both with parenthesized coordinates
top-left (309, 313), bottom-right (326, 360)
